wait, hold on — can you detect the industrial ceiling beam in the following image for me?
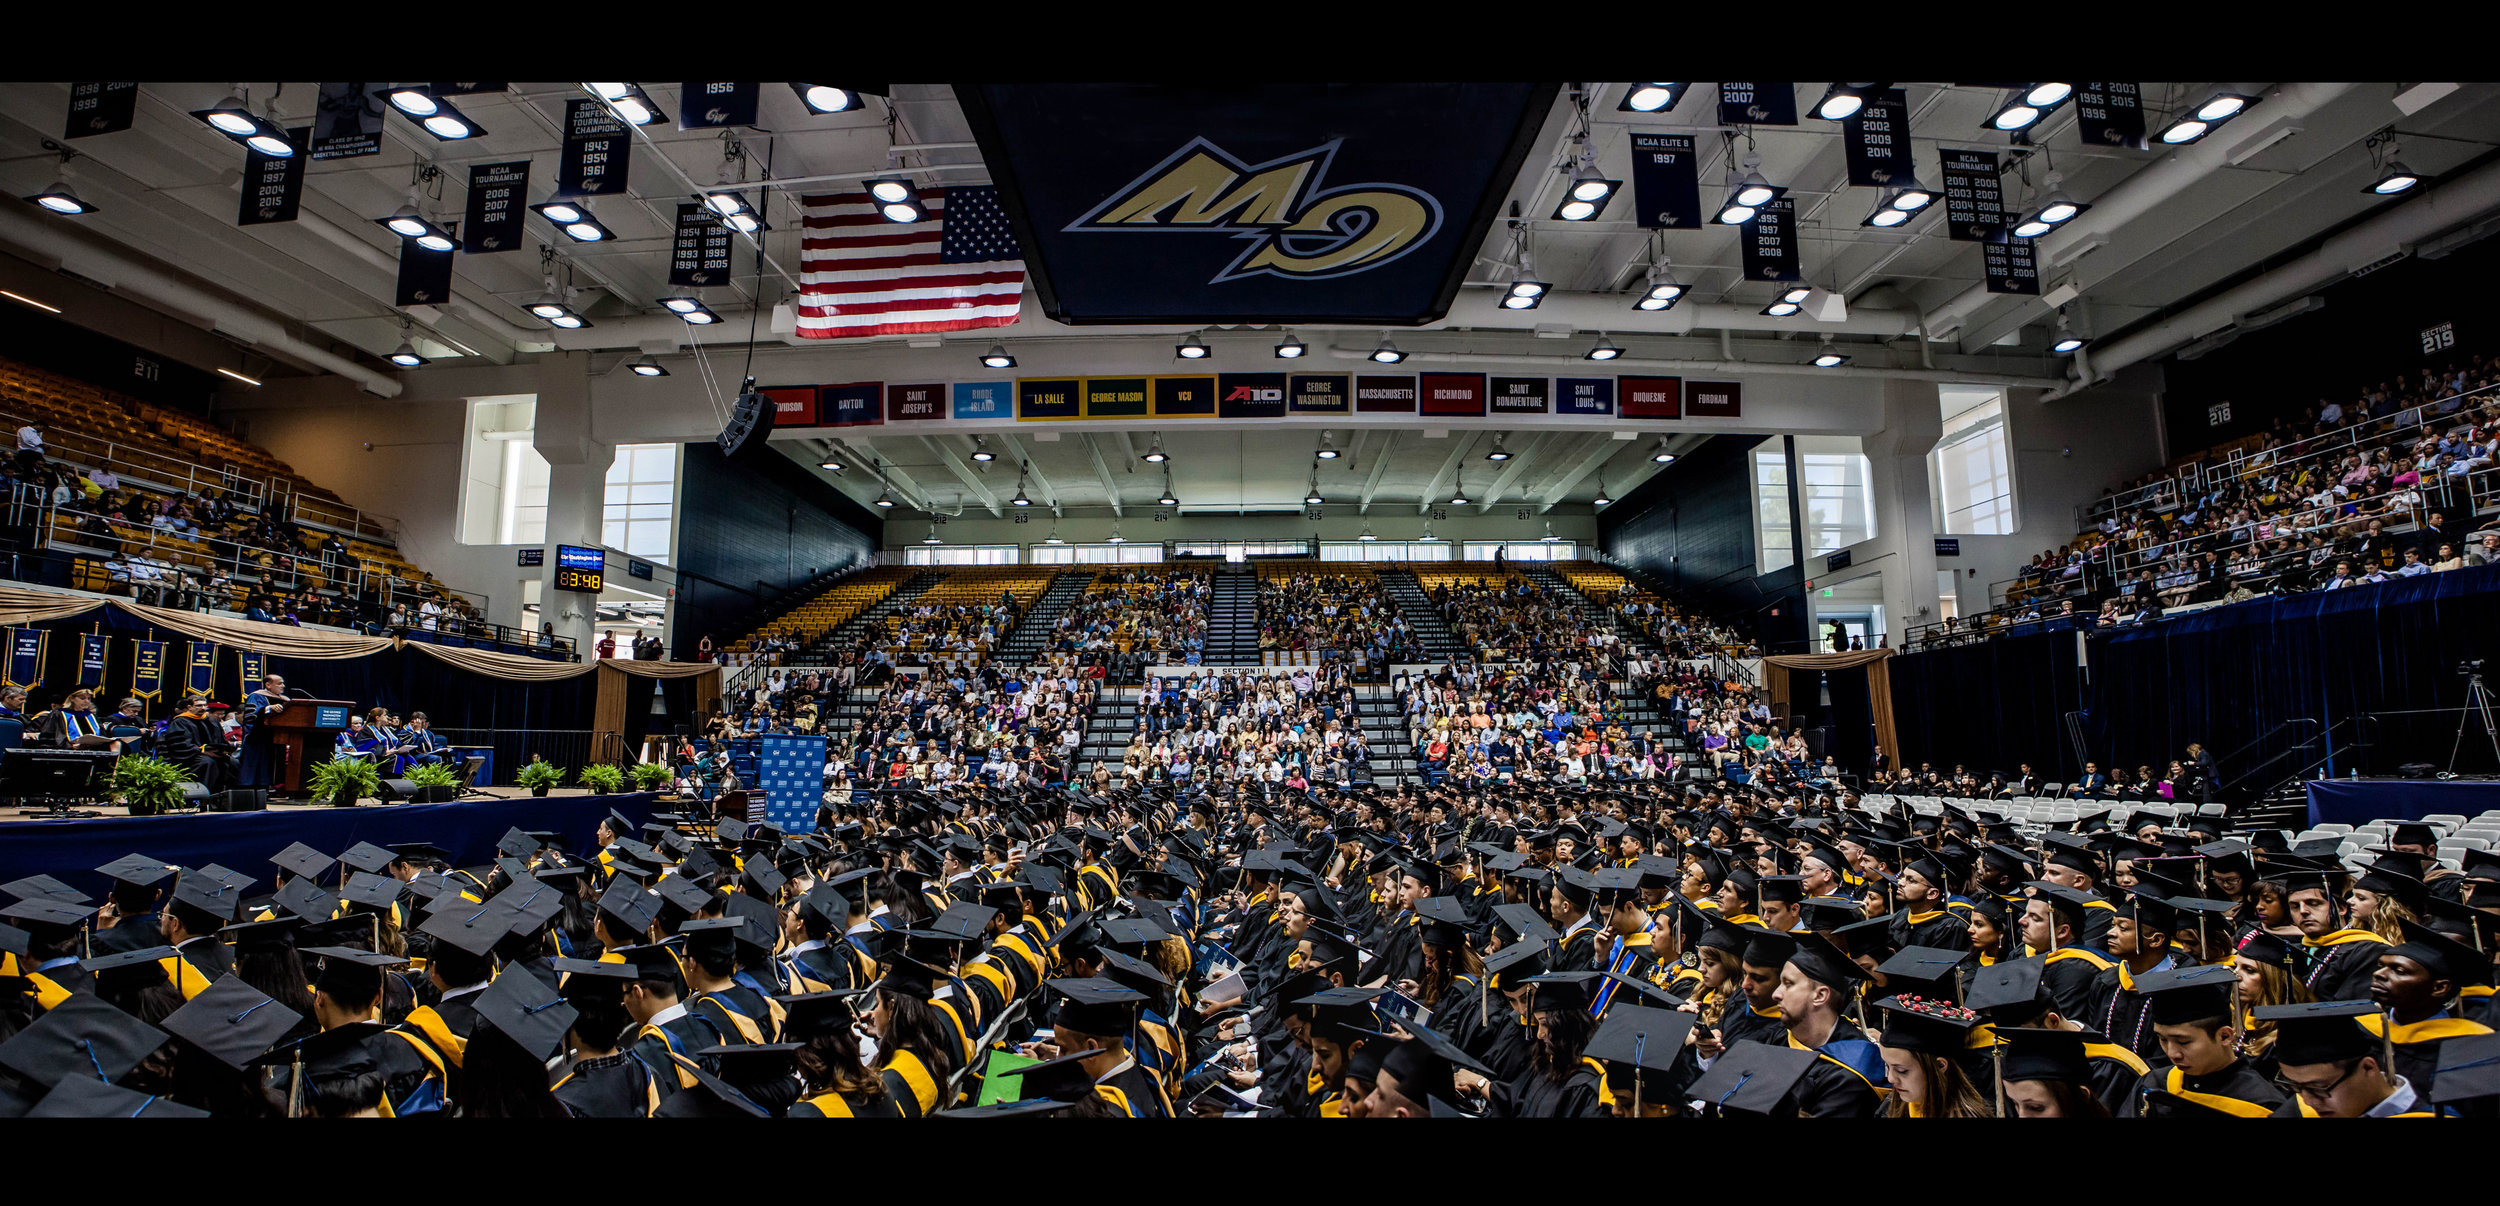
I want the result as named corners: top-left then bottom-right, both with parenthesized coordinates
top-left (1415, 431), bottom-right (1482, 515)
top-left (1082, 432), bottom-right (1126, 517)
top-left (1533, 433), bottom-right (1626, 512)
top-left (1475, 432), bottom-right (1551, 513)
top-left (917, 435), bottom-right (1003, 516)
top-left (1358, 429), bottom-right (1399, 514)
top-left (993, 433), bottom-right (1063, 517)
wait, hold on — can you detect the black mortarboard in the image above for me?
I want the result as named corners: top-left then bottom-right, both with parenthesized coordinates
top-left (1, 875), bottom-right (88, 904)
top-left (1786, 930), bottom-right (1867, 989)
top-left (473, 966), bottom-right (579, 1061)
top-left (339, 872), bottom-right (403, 911)
top-left (2255, 1000), bottom-right (2383, 1066)
top-left (222, 915), bottom-right (304, 954)
top-left (1739, 926), bottom-right (1796, 970)
top-left (1875, 993), bottom-right (1985, 1056)
top-left (1047, 975), bottom-right (1148, 1036)
top-left (0, 994), bottom-right (168, 1084)
top-left (1096, 915), bottom-right (1171, 949)
top-left (1483, 940), bottom-right (1548, 982)
top-left (418, 900), bottom-right (512, 957)
top-left (268, 843), bottom-right (334, 882)
top-left (2136, 963), bottom-right (2239, 1026)
top-left (96, 853), bottom-right (179, 890)
top-left (1687, 1041), bottom-right (1817, 1115)
top-left (654, 874), bottom-right (714, 916)
top-left (167, 872), bottom-right (241, 927)
top-left (1375, 1017), bottom-right (1492, 1104)
top-left (655, 1062), bottom-right (769, 1118)
top-left (388, 842), bottom-right (451, 866)
top-left (27, 1075), bottom-right (209, 1118)
top-left (1876, 945), bottom-right (1970, 1001)
top-left (337, 842), bottom-right (396, 875)
top-left (678, 916), bottom-right (745, 967)
top-left (262, 876), bottom-right (333, 924)
top-left (1490, 903), bottom-right (1558, 945)
top-left (2388, 919), bottom-right (2489, 988)
top-left (777, 990), bottom-right (870, 1042)
top-left (304, 945), bottom-right (406, 1000)
top-left (2430, 1032), bottom-right (2500, 1105)
top-left (1, 896), bottom-right (92, 935)
top-left (1996, 1026), bottom-right (2095, 1084)
top-left (1799, 896), bottom-right (1862, 933)
top-left (161, 973), bottom-right (301, 1070)
top-left (1964, 956), bottom-right (2052, 1023)
top-left (496, 828), bottom-right (542, 859)
top-left (491, 881), bottom-right (567, 931)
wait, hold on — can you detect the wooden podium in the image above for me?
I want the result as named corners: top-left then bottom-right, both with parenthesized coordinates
top-left (255, 698), bottom-right (355, 794)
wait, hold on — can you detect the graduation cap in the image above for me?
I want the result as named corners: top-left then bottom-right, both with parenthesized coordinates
top-left (2255, 1000), bottom-right (2385, 1065)
top-left (222, 915), bottom-right (304, 955)
top-left (1411, 896), bottom-right (1478, 950)
top-left (1996, 1026), bottom-right (2095, 1084)
top-left (25, 1075), bottom-right (208, 1118)
top-left (1, 874), bottom-right (89, 905)
top-left (678, 916), bottom-right (746, 967)
top-left (1876, 945), bottom-right (1970, 1001)
top-left (1784, 930), bottom-right (1867, 990)
top-left (337, 842), bottom-right (396, 876)
top-left (654, 875), bottom-right (715, 917)
top-left (264, 842), bottom-right (333, 883)
top-left (1688, 1040), bottom-right (1818, 1115)
top-left (95, 853), bottom-right (179, 891)
top-left (473, 965), bottom-right (579, 1061)
top-left (593, 877), bottom-right (658, 938)
top-left (1, 896), bottom-right (92, 937)
top-left (553, 955), bottom-right (635, 996)
top-left (1373, 1017), bottom-right (1492, 1105)
top-left (166, 871), bottom-right (241, 927)
top-left (161, 973), bottom-right (302, 1070)
top-left (1483, 940), bottom-right (1548, 983)
top-left (0, 994), bottom-right (168, 1084)
top-left (1585, 1002), bottom-right (1699, 1098)
top-left (2354, 862), bottom-right (2432, 917)
top-left (418, 900), bottom-right (512, 958)
top-left (1798, 896), bottom-right (1862, 933)
top-left (2233, 929), bottom-right (2301, 973)
top-left (1095, 916), bottom-right (1172, 949)
top-left (1964, 956), bottom-right (2052, 1024)
top-left (2430, 1032), bottom-right (2500, 1106)
top-left (656, 1061), bottom-right (771, 1118)
top-left (777, 990), bottom-right (870, 1042)
top-left (1874, 993), bottom-right (1984, 1056)
top-left (2135, 963), bottom-right (2239, 1026)
top-left (2388, 919), bottom-right (2491, 988)
top-left (339, 872), bottom-right (403, 911)
top-left (1046, 975), bottom-right (1148, 1036)
top-left (389, 842), bottom-right (451, 867)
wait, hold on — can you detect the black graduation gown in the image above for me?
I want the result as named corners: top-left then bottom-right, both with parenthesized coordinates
top-left (1718, 997), bottom-right (1787, 1050)
top-left (1098, 1058), bottom-right (1173, 1117)
top-left (1507, 1057), bottom-right (1607, 1118)
top-left (553, 1052), bottom-right (662, 1117)
top-left (1788, 1019), bottom-right (1885, 1118)
top-left (174, 935), bottom-right (236, 982)
top-left (94, 914), bottom-right (164, 955)
top-left (1358, 914), bottom-right (1423, 987)
top-left (2301, 936), bottom-right (2390, 1002)
top-left (2364, 1011), bottom-right (2498, 1112)
top-left (2039, 951), bottom-right (2108, 1023)
top-left (1971, 1027), bottom-right (2147, 1115)
top-left (2116, 1058), bottom-right (2284, 1117)
top-left (1889, 908), bottom-right (1972, 953)
top-left (1481, 1009), bottom-right (1535, 1087)
top-left (159, 714), bottom-right (235, 792)
top-left (263, 1021), bottom-right (444, 1116)
top-left (2088, 965), bottom-right (2167, 1068)
top-left (790, 1085), bottom-right (904, 1118)
top-left (786, 941), bottom-right (864, 992)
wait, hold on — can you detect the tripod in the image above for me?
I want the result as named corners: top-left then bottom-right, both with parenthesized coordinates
top-left (2450, 671), bottom-right (2500, 776)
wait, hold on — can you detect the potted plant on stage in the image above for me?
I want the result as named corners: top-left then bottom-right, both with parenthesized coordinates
top-left (629, 760), bottom-right (674, 798)
top-left (578, 763), bottom-right (625, 796)
top-left (308, 757), bottom-right (380, 808)
top-left (404, 761), bottom-right (461, 804)
top-left (112, 755), bottom-right (189, 817)
top-left (517, 758), bottom-right (566, 797)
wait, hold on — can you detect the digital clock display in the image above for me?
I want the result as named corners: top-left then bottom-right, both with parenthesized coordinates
top-left (554, 544), bottom-right (604, 593)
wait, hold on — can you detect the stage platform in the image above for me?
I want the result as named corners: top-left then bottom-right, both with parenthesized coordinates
top-left (2304, 777), bottom-right (2500, 828)
top-left (0, 790), bottom-right (664, 903)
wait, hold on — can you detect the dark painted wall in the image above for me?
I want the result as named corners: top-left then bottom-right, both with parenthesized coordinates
top-left (1597, 433), bottom-right (1809, 651)
top-left (672, 445), bottom-right (881, 656)
top-left (0, 306), bottom-right (219, 417)
top-left (2159, 229), bottom-right (2500, 454)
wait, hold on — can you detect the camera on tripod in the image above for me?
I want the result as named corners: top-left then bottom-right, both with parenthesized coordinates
top-left (2463, 660), bottom-right (2487, 675)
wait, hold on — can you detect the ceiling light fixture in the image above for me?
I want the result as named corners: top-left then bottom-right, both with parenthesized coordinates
top-left (1484, 434), bottom-right (1512, 462)
top-left (409, 95), bottom-right (485, 141)
top-left (1552, 139), bottom-right (1621, 222)
top-left (1273, 330), bottom-right (1307, 359)
top-left (1651, 438), bottom-right (1675, 464)
top-left (0, 290), bottom-right (62, 313)
top-left (1357, 525), bottom-right (1377, 541)
top-left (818, 455), bottom-right (844, 472)
top-left (790, 83), bottom-right (864, 115)
top-left (1503, 265), bottom-right (1550, 310)
top-left (375, 204), bottom-right (461, 251)
top-left (193, 91), bottom-right (296, 156)
top-left (1316, 432), bottom-right (1340, 460)
top-left (216, 367), bottom-right (261, 386)
top-left (1142, 435), bottom-right (1168, 465)
top-left (1987, 89), bottom-right (2046, 133)
top-left (1044, 526), bottom-right (1065, 545)
top-left (1593, 479), bottom-right (1612, 506)
top-left (1636, 264), bottom-right (1684, 311)
top-left (1368, 336), bottom-right (1407, 364)
top-left (2366, 134), bottom-right (2421, 195)
top-left (1175, 331), bottom-right (1210, 360)
top-left (584, 82), bottom-right (662, 126)
top-left (922, 525), bottom-right (942, 545)
top-left (970, 435), bottom-right (996, 463)
top-left (701, 189), bottom-right (766, 234)
top-left (1812, 338), bottom-right (1849, 368)
top-left (2050, 309), bottom-right (2087, 356)
top-left (863, 175), bottom-right (926, 223)
top-left (980, 344), bottom-right (1016, 370)
top-left (24, 179), bottom-right (96, 216)
top-left (2156, 84), bottom-right (2260, 145)
top-left (1762, 300), bottom-right (1802, 317)
top-left (629, 355), bottom-right (669, 377)
top-left (1105, 527), bottom-right (1126, 545)
top-left (1618, 83), bottom-right (1686, 114)
top-left (1584, 335), bottom-right (1622, 361)
top-left (1540, 521), bottom-right (1560, 543)
top-left (875, 488), bottom-right (897, 509)
top-left (1814, 82), bottom-right (1889, 122)
top-left (1011, 468), bottom-right (1032, 507)
top-left (530, 200), bottom-right (616, 243)
top-left (2011, 174), bottom-right (2090, 238)
top-left (2025, 82), bottom-right (2076, 108)
top-left (388, 340), bottom-right (426, 368)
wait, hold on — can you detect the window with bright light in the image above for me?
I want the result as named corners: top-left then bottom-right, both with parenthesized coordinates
top-left (1932, 388), bottom-right (2017, 535)
top-left (1169, 541), bottom-right (1313, 562)
top-left (1460, 541), bottom-right (1578, 561)
top-left (499, 439), bottom-right (550, 546)
top-left (1321, 541), bottom-right (1454, 562)
top-left (1795, 437), bottom-right (1876, 557)
top-left (601, 444), bottom-right (680, 564)
top-left (907, 544), bottom-right (1021, 566)
top-left (1028, 542), bottom-right (1163, 564)
top-left (1753, 449), bottom-right (1793, 573)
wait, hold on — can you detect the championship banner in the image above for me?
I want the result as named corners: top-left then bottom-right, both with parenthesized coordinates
top-left (1741, 198), bottom-right (1801, 283)
top-left (1417, 372), bottom-right (1485, 417)
top-left (1982, 228), bottom-right (2042, 296)
top-left (1288, 374), bottom-right (1350, 415)
top-left (819, 382), bottom-right (883, 426)
top-left (238, 650), bottom-right (266, 697)
top-left (1152, 376), bottom-right (1215, 417)
top-left (1555, 377), bottom-right (1614, 416)
top-left (77, 634), bottom-right (107, 689)
top-left (237, 127), bottom-right (311, 226)
top-left (1718, 83), bottom-right (1797, 127)
top-left (1686, 382), bottom-right (1743, 418)
top-left (1627, 133), bottom-right (1700, 229)
top-left (667, 202), bottom-right (735, 287)
top-left (953, 382), bottom-right (1011, 420)
top-left (1619, 376), bottom-right (1682, 420)
top-left (65, 82), bottom-right (139, 139)
top-left (554, 98), bottom-right (630, 198)
top-left (310, 83), bottom-right (388, 160)
top-left (1939, 148), bottom-right (2007, 242)
top-left (758, 386), bottom-right (817, 427)
top-left (462, 160), bottom-right (530, 255)
top-left (2, 627), bottom-right (45, 690)
top-left (131, 639), bottom-right (166, 701)
top-left (185, 641), bottom-right (217, 698)
top-left (1016, 378), bottom-right (1081, 421)
top-left (2076, 83), bottom-right (2146, 150)
top-left (1840, 89), bottom-right (1910, 187)
top-left (678, 82), bottom-right (760, 130)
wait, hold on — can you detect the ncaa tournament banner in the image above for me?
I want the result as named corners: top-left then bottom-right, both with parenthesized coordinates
top-left (1153, 376), bottom-right (1215, 417)
top-left (1619, 376), bottom-right (1682, 420)
top-left (2076, 83), bottom-right (2147, 150)
top-left (887, 384), bottom-right (945, 421)
top-left (953, 382), bottom-right (1012, 420)
top-left (678, 82), bottom-right (760, 130)
top-left (462, 161), bottom-right (530, 254)
top-left (957, 83), bottom-right (1555, 325)
top-left (1718, 83), bottom-right (1797, 126)
top-left (1017, 378), bottom-right (1082, 421)
top-left (1840, 89), bottom-right (1911, 187)
top-left (1417, 372), bottom-right (1485, 417)
top-left (1355, 376), bottom-right (1416, 413)
top-left (1555, 377), bottom-right (1614, 416)
top-left (130, 639), bottom-right (166, 700)
top-left (1686, 382), bottom-right (1743, 418)
top-left (1488, 376), bottom-right (1548, 415)
top-left (668, 203), bottom-right (735, 286)
top-left (555, 98), bottom-right (630, 198)
top-left (1217, 373), bottom-right (1288, 420)
top-left (759, 386), bottom-right (817, 427)
top-left (65, 82), bottom-right (139, 139)
top-left (185, 641), bottom-right (217, 697)
top-left (1083, 377), bottom-right (1151, 419)
top-left (1940, 148), bottom-right (2006, 242)
top-left (1288, 374), bottom-right (1350, 415)
top-left (1983, 229), bottom-right (2042, 296)
top-left (77, 634), bottom-right (107, 689)
top-left (819, 382), bottom-right (883, 426)
top-left (1628, 133), bottom-right (1701, 229)
top-left (237, 128), bottom-right (309, 226)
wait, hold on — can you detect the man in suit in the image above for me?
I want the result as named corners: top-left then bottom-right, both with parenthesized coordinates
top-left (402, 712), bottom-right (447, 767)
top-left (238, 673), bottom-right (289, 788)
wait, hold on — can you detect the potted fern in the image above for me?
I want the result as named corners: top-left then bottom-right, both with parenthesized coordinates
top-left (578, 763), bottom-right (626, 795)
top-left (630, 761), bottom-right (674, 795)
top-left (112, 755), bottom-right (189, 817)
top-left (517, 758), bottom-right (565, 797)
top-left (308, 757), bottom-right (380, 807)
top-left (404, 761), bottom-right (461, 803)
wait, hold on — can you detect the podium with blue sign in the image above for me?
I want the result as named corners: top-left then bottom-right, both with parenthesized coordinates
top-left (260, 696), bottom-right (357, 794)
top-left (751, 734), bottom-right (827, 833)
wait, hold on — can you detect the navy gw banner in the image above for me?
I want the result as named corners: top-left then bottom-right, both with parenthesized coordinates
top-left (1627, 133), bottom-right (1701, 230)
top-left (957, 83), bottom-right (1555, 325)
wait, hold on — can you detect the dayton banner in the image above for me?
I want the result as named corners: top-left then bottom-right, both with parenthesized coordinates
top-left (958, 83), bottom-right (1555, 325)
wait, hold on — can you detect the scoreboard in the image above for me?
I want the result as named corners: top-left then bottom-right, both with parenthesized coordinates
top-left (554, 544), bottom-right (605, 593)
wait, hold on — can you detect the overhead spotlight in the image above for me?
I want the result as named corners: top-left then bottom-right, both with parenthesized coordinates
top-left (1987, 89), bottom-right (2046, 133)
top-left (922, 525), bottom-right (942, 545)
top-left (659, 294), bottom-right (721, 325)
top-left (388, 341), bottom-right (427, 368)
top-left (1273, 330), bottom-right (1307, 359)
top-left (1889, 177), bottom-right (1936, 210)
top-left (980, 343), bottom-right (1016, 370)
top-left (702, 190), bottom-right (766, 234)
top-left (1316, 433), bottom-right (1341, 460)
top-left (1650, 438), bottom-right (1675, 464)
top-left (1584, 336), bottom-right (1622, 361)
top-left (2011, 176), bottom-right (2089, 239)
top-left (1540, 521), bottom-right (1560, 543)
top-left (374, 205), bottom-right (461, 252)
top-left (2156, 85), bottom-right (2259, 145)
top-left (1157, 483), bottom-right (1178, 506)
top-left (1484, 435), bottom-right (1512, 462)
top-left (1552, 164), bottom-right (1621, 221)
top-left (24, 180), bottom-right (97, 216)
top-left (1043, 527), bottom-right (1066, 545)
top-left (1778, 285), bottom-right (1813, 305)
top-left (1357, 526), bottom-right (1378, 542)
top-left (385, 86), bottom-right (441, 117)
top-left (1814, 83), bottom-right (1887, 122)
top-left (2050, 310), bottom-right (2087, 355)
top-left (530, 201), bottom-right (615, 243)
top-left (1636, 268), bottom-right (1684, 311)
top-left (2026, 82), bottom-right (2075, 107)
top-left (1593, 482), bottom-right (1613, 506)
top-left (1011, 471), bottom-right (1032, 507)
top-left (1105, 528), bottom-right (1126, 545)
top-left (1175, 332), bottom-right (1210, 360)
top-left (528, 291), bottom-right (588, 329)
top-left (1368, 336), bottom-right (1407, 364)
top-left (790, 83), bottom-right (863, 115)
top-left (1304, 479), bottom-right (1325, 505)
top-left (1141, 435), bottom-right (1168, 464)
top-left (584, 82), bottom-right (661, 126)
top-left (629, 355), bottom-right (669, 377)
top-left (817, 455), bottom-right (843, 471)
top-left (409, 96), bottom-right (484, 142)
top-left (1503, 270), bottom-right (1549, 309)
top-left (1762, 300), bottom-right (1802, 317)
top-left (192, 95), bottom-right (295, 156)
top-left (875, 489), bottom-right (897, 509)
top-left (1716, 162), bottom-right (1781, 225)
top-left (2368, 146), bottom-right (2421, 195)
top-left (1617, 83), bottom-right (1687, 114)
top-left (970, 435), bottom-right (997, 463)
top-left (1811, 339), bottom-right (1849, 368)
top-left (1863, 202), bottom-right (1913, 228)
top-left (1447, 483), bottom-right (1469, 505)
top-left (863, 176), bottom-right (926, 223)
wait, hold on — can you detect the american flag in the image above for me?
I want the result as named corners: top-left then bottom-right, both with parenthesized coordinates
top-left (793, 186), bottom-right (1025, 339)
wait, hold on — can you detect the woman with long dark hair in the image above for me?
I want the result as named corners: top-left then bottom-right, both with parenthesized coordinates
top-left (1876, 996), bottom-right (1995, 1118)
top-left (1504, 976), bottom-right (1606, 1117)
top-left (459, 1025), bottom-right (567, 1118)
top-left (787, 992), bottom-right (900, 1118)
top-left (865, 959), bottom-right (958, 1117)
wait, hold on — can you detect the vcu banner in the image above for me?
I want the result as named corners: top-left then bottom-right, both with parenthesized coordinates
top-left (131, 640), bottom-right (166, 700)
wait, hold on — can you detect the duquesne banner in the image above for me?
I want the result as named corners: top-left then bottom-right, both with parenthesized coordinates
top-left (758, 374), bottom-right (1746, 430)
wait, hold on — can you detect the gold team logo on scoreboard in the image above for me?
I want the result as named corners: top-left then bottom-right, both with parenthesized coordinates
top-left (1065, 138), bottom-right (1443, 283)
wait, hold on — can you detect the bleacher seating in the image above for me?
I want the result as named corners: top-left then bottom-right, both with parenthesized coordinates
top-left (724, 564), bottom-right (918, 663)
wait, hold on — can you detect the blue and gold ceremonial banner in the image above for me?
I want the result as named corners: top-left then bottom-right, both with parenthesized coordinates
top-left (238, 651), bottom-right (266, 697)
top-left (131, 640), bottom-right (166, 700)
top-left (77, 634), bottom-right (107, 688)
top-left (3, 627), bottom-right (45, 690)
top-left (185, 641), bottom-right (217, 697)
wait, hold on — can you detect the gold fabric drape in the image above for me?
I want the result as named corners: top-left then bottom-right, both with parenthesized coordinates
top-left (1758, 649), bottom-right (1898, 766)
top-left (0, 584), bottom-right (114, 627)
